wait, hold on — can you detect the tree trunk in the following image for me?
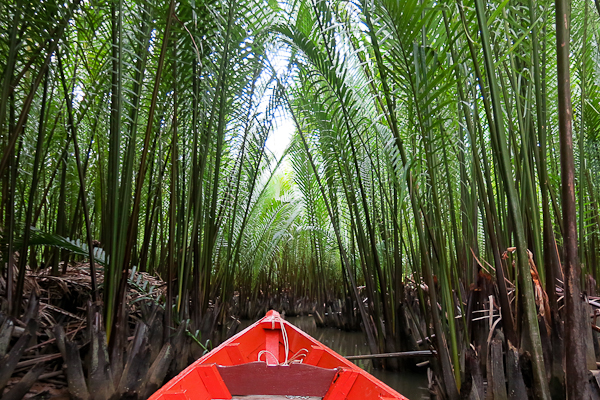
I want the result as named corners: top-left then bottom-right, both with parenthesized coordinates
top-left (555, 0), bottom-right (590, 397)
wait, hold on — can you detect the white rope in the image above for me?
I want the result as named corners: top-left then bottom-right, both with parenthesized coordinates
top-left (257, 350), bottom-right (279, 364)
top-left (257, 313), bottom-right (301, 365)
top-left (279, 314), bottom-right (290, 365)
top-left (287, 348), bottom-right (309, 364)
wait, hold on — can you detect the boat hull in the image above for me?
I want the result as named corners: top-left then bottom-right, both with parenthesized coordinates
top-left (149, 310), bottom-right (409, 400)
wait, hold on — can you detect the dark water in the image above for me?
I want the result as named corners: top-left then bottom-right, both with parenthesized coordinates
top-left (240, 315), bottom-right (430, 399)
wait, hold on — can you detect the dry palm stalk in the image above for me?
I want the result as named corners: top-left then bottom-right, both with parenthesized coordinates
top-left (503, 247), bottom-right (552, 337)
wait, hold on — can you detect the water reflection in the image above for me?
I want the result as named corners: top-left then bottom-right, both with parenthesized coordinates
top-left (239, 315), bottom-right (430, 399)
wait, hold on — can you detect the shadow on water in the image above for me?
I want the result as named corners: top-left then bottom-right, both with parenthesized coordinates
top-left (239, 315), bottom-right (430, 399)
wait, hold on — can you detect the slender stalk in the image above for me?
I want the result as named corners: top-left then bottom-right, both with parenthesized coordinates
top-left (473, 0), bottom-right (550, 397)
top-left (6, 95), bottom-right (19, 314)
top-left (166, 38), bottom-right (178, 343)
top-left (113, 0), bottom-right (176, 341)
top-left (57, 50), bottom-right (98, 302)
top-left (578, 0), bottom-right (589, 268)
top-left (198, 0), bottom-right (237, 312)
top-left (12, 70), bottom-right (49, 315)
top-left (105, 0), bottom-right (123, 325)
top-left (0, 0), bottom-right (22, 139)
top-left (0, 0), bottom-right (80, 177)
top-left (555, 0), bottom-right (589, 396)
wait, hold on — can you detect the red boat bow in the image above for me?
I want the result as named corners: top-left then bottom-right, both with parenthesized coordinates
top-left (149, 310), bottom-right (409, 400)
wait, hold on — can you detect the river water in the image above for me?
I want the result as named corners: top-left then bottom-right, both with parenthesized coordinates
top-left (240, 315), bottom-right (430, 399)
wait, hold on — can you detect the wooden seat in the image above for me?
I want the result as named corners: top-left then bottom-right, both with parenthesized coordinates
top-left (217, 362), bottom-right (337, 397)
top-left (231, 397), bottom-right (322, 399)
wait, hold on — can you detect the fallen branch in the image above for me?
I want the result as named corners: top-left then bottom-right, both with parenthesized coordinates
top-left (344, 350), bottom-right (436, 360)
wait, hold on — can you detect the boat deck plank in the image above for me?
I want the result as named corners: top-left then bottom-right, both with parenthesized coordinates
top-left (230, 396), bottom-right (322, 399)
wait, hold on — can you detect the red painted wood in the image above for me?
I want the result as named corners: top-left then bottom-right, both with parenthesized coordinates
top-left (264, 330), bottom-right (280, 365)
top-left (148, 310), bottom-right (409, 400)
top-left (303, 345), bottom-right (325, 365)
top-left (158, 392), bottom-right (188, 400)
top-left (323, 369), bottom-right (359, 400)
top-left (196, 365), bottom-right (231, 399)
top-left (225, 343), bottom-right (246, 364)
top-left (259, 310), bottom-right (284, 330)
top-left (217, 362), bottom-right (337, 396)
top-left (150, 364), bottom-right (231, 400)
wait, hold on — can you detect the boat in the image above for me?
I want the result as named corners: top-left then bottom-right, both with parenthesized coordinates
top-left (149, 310), bottom-right (409, 400)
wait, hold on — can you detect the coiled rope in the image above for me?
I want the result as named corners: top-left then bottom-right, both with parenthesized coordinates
top-left (257, 314), bottom-right (308, 365)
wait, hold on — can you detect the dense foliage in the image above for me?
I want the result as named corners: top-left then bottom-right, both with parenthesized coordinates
top-left (1, 0), bottom-right (600, 397)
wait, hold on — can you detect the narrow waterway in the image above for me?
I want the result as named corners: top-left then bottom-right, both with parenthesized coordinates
top-left (239, 315), bottom-right (430, 399)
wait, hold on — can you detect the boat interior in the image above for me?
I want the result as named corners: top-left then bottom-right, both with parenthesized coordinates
top-left (149, 311), bottom-right (406, 400)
